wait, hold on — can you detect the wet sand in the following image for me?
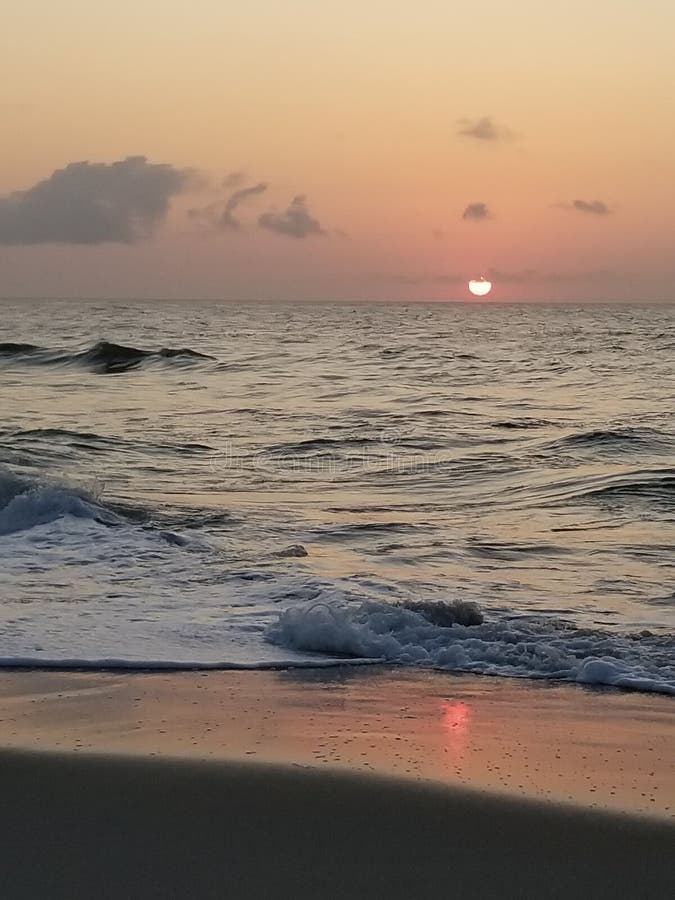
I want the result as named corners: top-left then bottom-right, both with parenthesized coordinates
top-left (0, 667), bottom-right (672, 817)
top-left (0, 668), bottom-right (673, 898)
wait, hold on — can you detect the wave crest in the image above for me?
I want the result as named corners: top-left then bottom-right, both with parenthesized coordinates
top-left (397, 598), bottom-right (483, 626)
top-left (543, 427), bottom-right (674, 455)
top-left (0, 468), bottom-right (117, 535)
top-left (0, 340), bottom-right (215, 373)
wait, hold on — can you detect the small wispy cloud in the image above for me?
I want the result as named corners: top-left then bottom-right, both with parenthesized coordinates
top-left (457, 116), bottom-right (513, 142)
top-left (221, 182), bottom-right (268, 229)
top-left (188, 177), bottom-right (268, 231)
top-left (258, 195), bottom-right (326, 239)
top-left (568, 199), bottom-right (612, 216)
top-left (462, 202), bottom-right (492, 221)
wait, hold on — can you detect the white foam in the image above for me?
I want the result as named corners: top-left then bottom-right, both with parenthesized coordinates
top-left (0, 486), bottom-right (109, 535)
top-left (266, 600), bottom-right (675, 695)
top-left (0, 467), bottom-right (113, 535)
top-left (0, 467), bottom-right (672, 695)
top-left (0, 512), bottom-right (366, 669)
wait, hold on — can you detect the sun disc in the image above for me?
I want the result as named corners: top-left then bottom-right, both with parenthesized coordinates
top-left (468, 278), bottom-right (492, 297)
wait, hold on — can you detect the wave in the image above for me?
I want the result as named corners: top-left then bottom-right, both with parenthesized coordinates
top-left (0, 340), bottom-right (215, 373)
top-left (0, 466), bottom-right (240, 537)
top-left (501, 466), bottom-right (675, 513)
top-left (564, 469), bottom-right (675, 505)
top-left (264, 436), bottom-right (374, 454)
top-left (2, 568), bottom-right (670, 694)
top-left (543, 427), bottom-right (674, 455)
top-left (490, 418), bottom-right (555, 429)
top-left (266, 599), bottom-right (675, 695)
top-left (0, 342), bottom-right (39, 354)
top-left (0, 471), bottom-right (672, 697)
top-left (0, 468), bottom-right (119, 535)
top-left (1, 427), bottom-right (215, 456)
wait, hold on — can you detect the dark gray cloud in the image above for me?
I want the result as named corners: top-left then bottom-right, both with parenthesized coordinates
top-left (0, 156), bottom-right (191, 245)
top-left (457, 116), bottom-right (513, 142)
top-left (258, 195), bottom-right (325, 239)
top-left (570, 199), bottom-right (611, 215)
top-left (462, 202), bottom-right (491, 221)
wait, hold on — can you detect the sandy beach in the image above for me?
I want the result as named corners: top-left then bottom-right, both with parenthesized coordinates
top-left (1, 668), bottom-right (673, 898)
top-left (5, 0), bottom-right (675, 895)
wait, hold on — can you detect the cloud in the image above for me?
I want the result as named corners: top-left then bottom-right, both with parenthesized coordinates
top-left (462, 202), bottom-right (491, 221)
top-left (188, 178), bottom-right (268, 231)
top-left (431, 228), bottom-right (445, 240)
top-left (0, 156), bottom-right (191, 245)
top-left (258, 195), bottom-right (326, 239)
top-left (222, 172), bottom-right (246, 189)
top-left (221, 182), bottom-right (268, 229)
top-left (457, 116), bottom-right (513, 142)
top-left (568, 199), bottom-right (612, 215)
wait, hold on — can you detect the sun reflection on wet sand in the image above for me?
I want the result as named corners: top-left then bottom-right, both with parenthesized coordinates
top-left (440, 700), bottom-right (472, 757)
top-left (0, 669), bottom-right (673, 818)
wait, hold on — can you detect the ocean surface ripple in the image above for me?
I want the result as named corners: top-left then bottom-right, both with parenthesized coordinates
top-left (0, 299), bottom-right (674, 694)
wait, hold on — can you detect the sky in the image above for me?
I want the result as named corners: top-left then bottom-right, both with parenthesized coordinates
top-left (1, 1), bottom-right (674, 302)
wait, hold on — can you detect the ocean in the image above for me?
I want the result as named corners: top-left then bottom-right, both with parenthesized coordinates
top-left (0, 299), bottom-right (673, 694)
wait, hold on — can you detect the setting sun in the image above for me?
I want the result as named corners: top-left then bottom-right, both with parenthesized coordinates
top-left (468, 278), bottom-right (493, 297)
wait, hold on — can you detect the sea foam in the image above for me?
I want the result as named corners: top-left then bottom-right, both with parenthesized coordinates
top-left (1, 467), bottom-right (673, 695)
top-left (266, 599), bottom-right (675, 695)
top-left (0, 468), bottom-right (114, 535)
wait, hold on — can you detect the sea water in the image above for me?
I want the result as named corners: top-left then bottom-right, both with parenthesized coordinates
top-left (0, 299), bottom-right (673, 694)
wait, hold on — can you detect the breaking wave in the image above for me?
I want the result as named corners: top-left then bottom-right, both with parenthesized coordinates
top-left (0, 468), bottom-right (118, 535)
top-left (0, 465), bottom-right (672, 696)
top-left (266, 599), bottom-right (675, 695)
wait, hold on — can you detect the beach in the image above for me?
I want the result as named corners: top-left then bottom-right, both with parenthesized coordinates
top-left (2, 303), bottom-right (675, 898)
top-left (1, 668), bottom-right (673, 898)
top-left (4, 0), bottom-right (675, 894)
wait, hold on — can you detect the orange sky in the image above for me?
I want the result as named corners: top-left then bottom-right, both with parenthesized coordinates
top-left (1, 1), bottom-right (674, 301)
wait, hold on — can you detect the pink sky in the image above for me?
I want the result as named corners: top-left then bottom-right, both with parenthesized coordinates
top-left (2, 2), bottom-right (674, 302)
